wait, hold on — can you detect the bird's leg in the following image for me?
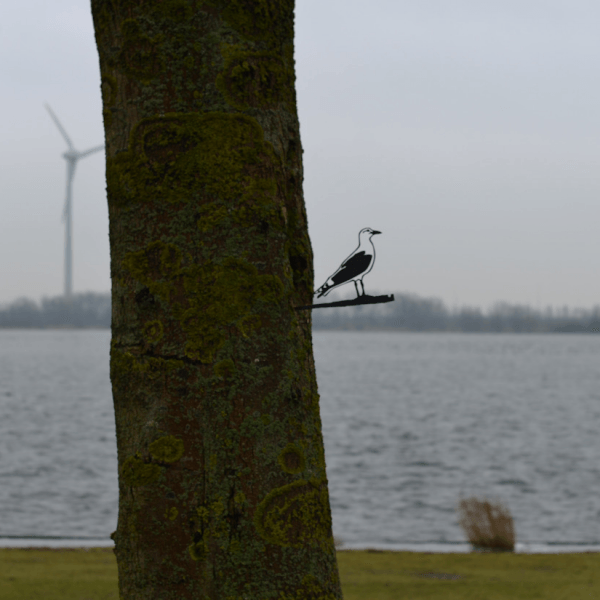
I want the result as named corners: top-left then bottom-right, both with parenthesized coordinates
top-left (359, 280), bottom-right (365, 296)
top-left (354, 280), bottom-right (360, 297)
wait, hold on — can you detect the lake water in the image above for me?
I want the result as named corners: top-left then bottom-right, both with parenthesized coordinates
top-left (0, 330), bottom-right (599, 551)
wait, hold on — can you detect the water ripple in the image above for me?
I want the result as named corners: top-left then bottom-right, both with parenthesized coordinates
top-left (1, 330), bottom-right (599, 547)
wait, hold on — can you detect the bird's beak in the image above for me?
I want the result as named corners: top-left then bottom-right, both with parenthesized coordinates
top-left (371, 230), bottom-right (381, 235)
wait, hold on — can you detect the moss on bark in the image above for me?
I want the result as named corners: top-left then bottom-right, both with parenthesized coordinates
top-left (91, 0), bottom-right (341, 598)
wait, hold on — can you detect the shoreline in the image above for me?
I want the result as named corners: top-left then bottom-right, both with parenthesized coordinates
top-left (1, 537), bottom-right (598, 554)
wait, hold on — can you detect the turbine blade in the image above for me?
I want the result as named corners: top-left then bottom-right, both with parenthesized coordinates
top-left (45, 104), bottom-right (74, 149)
top-left (78, 144), bottom-right (104, 159)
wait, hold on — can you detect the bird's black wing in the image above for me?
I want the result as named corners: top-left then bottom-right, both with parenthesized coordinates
top-left (331, 251), bottom-right (372, 286)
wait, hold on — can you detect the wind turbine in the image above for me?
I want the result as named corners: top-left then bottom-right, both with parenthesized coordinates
top-left (45, 104), bottom-right (104, 300)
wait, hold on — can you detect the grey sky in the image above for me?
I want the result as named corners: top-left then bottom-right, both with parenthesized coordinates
top-left (1, 1), bottom-right (599, 308)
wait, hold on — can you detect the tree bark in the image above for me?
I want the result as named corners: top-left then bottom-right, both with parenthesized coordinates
top-left (91, 1), bottom-right (342, 598)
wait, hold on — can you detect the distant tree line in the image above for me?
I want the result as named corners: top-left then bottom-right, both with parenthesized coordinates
top-left (311, 292), bottom-right (600, 333)
top-left (0, 292), bottom-right (110, 328)
top-left (0, 291), bottom-right (598, 332)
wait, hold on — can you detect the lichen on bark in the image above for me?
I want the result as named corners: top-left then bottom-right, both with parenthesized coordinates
top-left (92, 0), bottom-right (341, 598)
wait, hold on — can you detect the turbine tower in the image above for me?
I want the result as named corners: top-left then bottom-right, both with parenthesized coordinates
top-left (45, 104), bottom-right (104, 300)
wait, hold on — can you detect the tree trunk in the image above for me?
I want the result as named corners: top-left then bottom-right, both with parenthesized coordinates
top-left (91, 1), bottom-right (343, 598)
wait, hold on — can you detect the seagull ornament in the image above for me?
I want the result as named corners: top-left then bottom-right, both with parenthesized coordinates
top-left (316, 227), bottom-right (381, 298)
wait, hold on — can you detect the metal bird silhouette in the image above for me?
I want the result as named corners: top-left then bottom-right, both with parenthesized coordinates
top-left (315, 228), bottom-right (381, 298)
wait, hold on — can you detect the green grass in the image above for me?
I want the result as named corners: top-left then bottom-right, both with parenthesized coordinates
top-left (0, 548), bottom-right (117, 600)
top-left (0, 547), bottom-right (598, 599)
top-left (338, 550), bottom-right (599, 600)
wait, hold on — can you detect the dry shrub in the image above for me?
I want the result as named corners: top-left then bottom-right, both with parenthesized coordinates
top-left (457, 496), bottom-right (515, 551)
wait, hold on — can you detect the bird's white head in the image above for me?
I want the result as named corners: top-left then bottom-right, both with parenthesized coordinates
top-left (359, 227), bottom-right (381, 240)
